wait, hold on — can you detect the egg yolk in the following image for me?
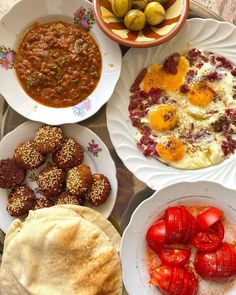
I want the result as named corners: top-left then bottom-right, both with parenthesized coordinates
top-left (188, 82), bottom-right (215, 106)
top-left (149, 105), bottom-right (177, 132)
top-left (142, 56), bottom-right (189, 92)
top-left (156, 136), bottom-right (185, 162)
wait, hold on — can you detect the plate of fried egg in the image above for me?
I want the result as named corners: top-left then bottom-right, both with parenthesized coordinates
top-left (107, 18), bottom-right (236, 190)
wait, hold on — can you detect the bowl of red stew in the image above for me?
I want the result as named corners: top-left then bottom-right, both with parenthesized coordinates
top-left (121, 181), bottom-right (236, 295)
top-left (0, 0), bottom-right (121, 124)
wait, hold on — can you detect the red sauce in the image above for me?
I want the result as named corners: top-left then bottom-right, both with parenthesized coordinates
top-left (15, 21), bottom-right (102, 108)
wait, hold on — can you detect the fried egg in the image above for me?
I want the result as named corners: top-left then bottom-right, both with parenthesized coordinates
top-left (142, 56), bottom-right (189, 92)
top-left (130, 49), bottom-right (236, 169)
top-left (145, 105), bottom-right (178, 132)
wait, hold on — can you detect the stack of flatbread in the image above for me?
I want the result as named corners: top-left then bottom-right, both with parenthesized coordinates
top-left (0, 205), bottom-right (122, 295)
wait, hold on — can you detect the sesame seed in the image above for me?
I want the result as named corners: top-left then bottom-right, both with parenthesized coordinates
top-left (15, 141), bottom-right (44, 169)
top-left (38, 166), bottom-right (64, 192)
top-left (67, 167), bottom-right (83, 194)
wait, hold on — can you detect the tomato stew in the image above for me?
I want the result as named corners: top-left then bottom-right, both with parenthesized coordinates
top-left (15, 21), bottom-right (102, 108)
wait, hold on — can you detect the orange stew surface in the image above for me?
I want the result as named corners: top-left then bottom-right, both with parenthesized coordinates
top-left (15, 21), bottom-right (102, 108)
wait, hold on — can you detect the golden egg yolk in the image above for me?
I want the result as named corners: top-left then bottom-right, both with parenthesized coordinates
top-left (149, 105), bottom-right (177, 132)
top-left (142, 56), bottom-right (189, 92)
top-left (156, 136), bottom-right (185, 162)
top-left (188, 82), bottom-right (215, 106)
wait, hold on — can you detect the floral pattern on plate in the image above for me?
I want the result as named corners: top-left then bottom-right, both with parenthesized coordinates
top-left (0, 46), bottom-right (15, 70)
top-left (72, 99), bottom-right (92, 116)
top-left (74, 6), bottom-right (95, 31)
top-left (87, 139), bottom-right (102, 157)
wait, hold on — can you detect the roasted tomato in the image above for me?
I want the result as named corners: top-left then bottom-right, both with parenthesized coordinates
top-left (197, 207), bottom-right (223, 231)
top-left (150, 265), bottom-right (198, 295)
top-left (191, 231), bottom-right (221, 252)
top-left (195, 242), bottom-right (236, 282)
top-left (210, 220), bottom-right (225, 241)
top-left (159, 248), bottom-right (191, 267)
top-left (150, 264), bottom-right (172, 292)
top-left (146, 219), bottom-right (166, 252)
top-left (165, 206), bottom-right (197, 244)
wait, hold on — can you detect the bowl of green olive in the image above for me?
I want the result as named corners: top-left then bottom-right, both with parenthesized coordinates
top-left (93, 0), bottom-right (189, 48)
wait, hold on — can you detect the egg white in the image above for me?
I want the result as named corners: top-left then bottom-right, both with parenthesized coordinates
top-left (136, 50), bottom-right (236, 169)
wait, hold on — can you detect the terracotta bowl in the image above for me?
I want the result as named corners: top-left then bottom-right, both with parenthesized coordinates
top-left (93, 0), bottom-right (190, 48)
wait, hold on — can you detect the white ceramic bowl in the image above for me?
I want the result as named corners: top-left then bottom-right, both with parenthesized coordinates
top-left (106, 18), bottom-right (236, 190)
top-left (0, 121), bottom-right (118, 233)
top-left (121, 181), bottom-right (236, 295)
top-left (0, 0), bottom-right (121, 125)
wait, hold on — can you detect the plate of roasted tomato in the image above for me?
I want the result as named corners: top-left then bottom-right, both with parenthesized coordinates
top-left (121, 181), bottom-right (236, 295)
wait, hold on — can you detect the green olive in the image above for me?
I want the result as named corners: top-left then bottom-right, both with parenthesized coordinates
top-left (132, 0), bottom-right (149, 10)
top-left (151, 0), bottom-right (168, 5)
top-left (124, 9), bottom-right (146, 31)
top-left (144, 2), bottom-right (165, 26)
top-left (112, 0), bottom-right (133, 17)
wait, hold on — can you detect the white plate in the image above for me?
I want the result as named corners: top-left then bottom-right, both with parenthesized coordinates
top-left (0, 121), bottom-right (117, 233)
top-left (0, 0), bottom-right (121, 125)
top-left (106, 18), bottom-right (236, 191)
top-left (121, 181), bottom-right (236, 295)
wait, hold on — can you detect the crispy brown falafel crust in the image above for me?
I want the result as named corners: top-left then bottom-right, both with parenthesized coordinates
top-left (66, 164), bottom-right (92, 196)
top-left (86, 174), bottom-right (111, 206)
top-left (14, 141), bottom-right (45, 170)
top-left (33, 125), bottom-right (64, 154)
top-left (0, 158), bottom-right (26, 189)
top-left (55, 191), bottom-right (85, 206)
top-left (37, 166), bottom-right (65, 197)
top-left (33, 196), bottom-right (54, 210)
top-left (52, 138), bottom-right (84, 169)
top-left (7, 185), bottom-right (36, 216)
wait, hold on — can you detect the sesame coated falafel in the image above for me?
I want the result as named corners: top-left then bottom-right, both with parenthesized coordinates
top-left (37, 166), bottom-right (65, 197)
top-left (0, 158), bottom-right (26, 189)
top-left (66, 164), bottom-right (93, 196)
top-left (33, 196), bottom-right (54, 210)
top-left (86, 174), bottom-right (111, 206)
top-left (7, 185), bottom-right (36, 216)
top-left (14, 141), bottom-right (45, 170)
top-left (52, 138), bottom-right (84, 169)
top-left (33, 125), bottom-right (64, 154)
top-left (55, 191), bottom-right (85, 206)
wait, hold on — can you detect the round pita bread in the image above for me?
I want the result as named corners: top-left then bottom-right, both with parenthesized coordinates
top-left (25, 205), bottom-right (121, 252)
top-left (0, 215), bottom-right (122, 295)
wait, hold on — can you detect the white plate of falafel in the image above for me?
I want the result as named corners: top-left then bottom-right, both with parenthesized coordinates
top-left (0, 121), bottom-right (117, 233)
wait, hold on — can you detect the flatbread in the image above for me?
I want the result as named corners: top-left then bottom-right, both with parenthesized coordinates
top-left (0, 215), bottom-right (122, 295)
top-left (3, 219), bottom-right (23, 251)
top-left (25, 205), bottom-right (121, 252)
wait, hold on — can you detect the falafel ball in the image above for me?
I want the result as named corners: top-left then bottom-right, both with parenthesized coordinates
top-left (7, 185), bottom-right (36, 216)
top-left (86, 174), bottom-right (111, 206)
top-left (52, 138), bottom-right (84, 169)
top-left (37, 166), bottom-right (65, 197)
top-left (66, 164), bottom-right (92, 196)
top-left (33, 196), bottom-right (54, 210)
top-left (14, 141), bottom-right (45, 170)
top-left (0, 158), bottom-right (26, 189)
top-left (33, 125), bottom-right (64, 154)
top-left (55, 191), bottom-right (85, 206)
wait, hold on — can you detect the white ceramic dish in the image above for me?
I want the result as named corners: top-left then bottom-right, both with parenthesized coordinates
top-left (106, 18), bottom-right (236, 191)
top-left (0, 121), bottom-right (117, 233)
top-left (0, 0), bottom-right (121, 125)
top-left (120, 181), bottom-right (236, 295)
